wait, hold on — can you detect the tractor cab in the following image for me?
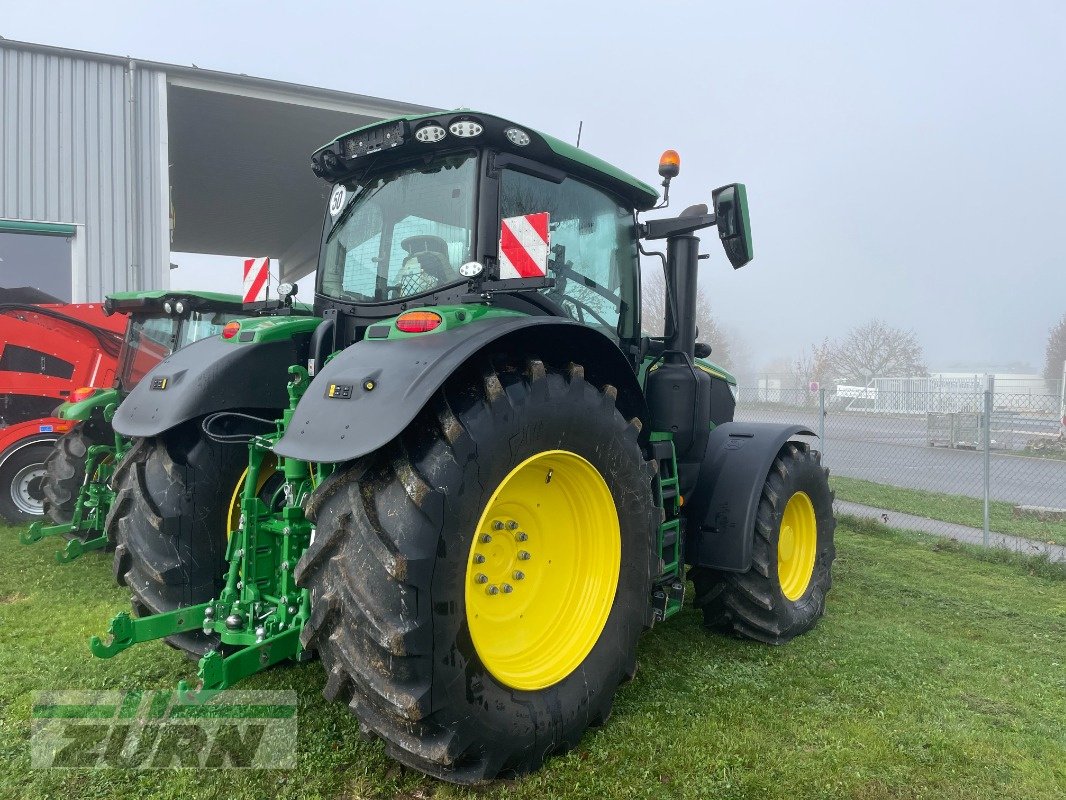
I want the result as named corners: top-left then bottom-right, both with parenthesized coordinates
top-left (305, 111), bottom-right (752, 489)
top-left (311, 111), bottom-right (663, 360)
top-left (53, 290), bottom-right (246, 424)
top-left (103, 291), bottom-right (247, 392)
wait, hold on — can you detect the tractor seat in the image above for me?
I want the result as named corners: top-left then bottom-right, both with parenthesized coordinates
top-left (395, 235), bottom-right (453, 297)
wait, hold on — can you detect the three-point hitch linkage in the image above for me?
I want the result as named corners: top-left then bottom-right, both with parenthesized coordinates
top-left (89, 366), bottom-right (325, 698)
top-left (20, 403), bottom-right (128, 563)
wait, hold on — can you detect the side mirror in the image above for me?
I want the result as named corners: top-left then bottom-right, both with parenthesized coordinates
top-left (711, 183), bottom-right (753, 269)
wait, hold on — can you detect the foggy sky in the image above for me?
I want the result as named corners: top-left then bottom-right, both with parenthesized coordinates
top-left (4, 1), bottom-right (1063, 373)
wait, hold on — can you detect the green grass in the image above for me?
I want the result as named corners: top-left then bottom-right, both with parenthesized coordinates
top-left (831, 475), bottom-right (1066, 546)
top-left (1, 523), bottom-right (1064, 800)
top-left (1019, 447), bottom-right (1066, 462)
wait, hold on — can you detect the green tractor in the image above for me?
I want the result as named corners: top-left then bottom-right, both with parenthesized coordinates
top-left (22, 290), bottom-right (247, 561)
top-left (92, 111), bottom-right (836, 782)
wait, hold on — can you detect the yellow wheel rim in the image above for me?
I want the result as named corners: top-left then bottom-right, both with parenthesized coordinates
top-left (777, 491), bottom-right (818, 601)
top-left (465, 450), bottom-right (620, 691)
top-left (227, 457), bottom-right (279, 538)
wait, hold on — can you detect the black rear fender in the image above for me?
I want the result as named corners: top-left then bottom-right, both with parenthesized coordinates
top-left (274, 317), bottom-right (646, 464)
top-left (112, 334), bottom-right (313, 438)
top-left (683, 421), bottom-right (818, 571)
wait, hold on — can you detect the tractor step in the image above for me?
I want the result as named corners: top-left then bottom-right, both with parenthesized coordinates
top-left (649, 432), bottom-right (685, 623)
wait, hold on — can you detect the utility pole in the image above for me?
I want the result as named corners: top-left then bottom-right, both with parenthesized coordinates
top-left (983, 374), bottom-right (994, 547)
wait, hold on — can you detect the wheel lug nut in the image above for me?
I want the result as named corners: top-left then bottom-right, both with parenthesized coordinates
top-left (492, 521), bottom-right (504, 530)
top-left (501, 584), bottom-right (513, 593)
top-left (513, 570), bottom-right (524, 580)
top-left (486, 585), bottom-right (499, 595)
top-left (475, 573), bottom-right (488, 584)
top-left (480, 533), bottom-right (492, 543)
top-left (515, 531), bottom-right (528, 542)
top-left (506, 520), bottom-right (518, 530)
top-left (518, 551), bottom-right (531, 561)
top-left (473, 554), bottom-right (485, 564)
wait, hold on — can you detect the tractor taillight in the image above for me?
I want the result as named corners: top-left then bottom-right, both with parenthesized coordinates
top-left (222, 321), bottom-right (241, 339)
top-left (70, 387), bottom-right (97, 403)
top-left (395, 311), bottom-right (442, 334)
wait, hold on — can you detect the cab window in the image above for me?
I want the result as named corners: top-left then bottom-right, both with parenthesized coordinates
top-left (499, 169), bottom-right (640, 343)
top-left (320, 153), bottom-right (478, 303)
top-left (179, 311), bottom-right (239, 348)
top-left (119, 316), bottom-right (177, 388)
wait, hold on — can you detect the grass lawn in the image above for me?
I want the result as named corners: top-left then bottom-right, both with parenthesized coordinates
top-left (831, 475), bottom-right (1066, 546)
top-left (1, 522), bottom-right (1063, 800)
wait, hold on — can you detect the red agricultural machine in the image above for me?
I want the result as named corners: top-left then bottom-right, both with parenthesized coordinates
top-left (0, 287), bottom-right (127, 523)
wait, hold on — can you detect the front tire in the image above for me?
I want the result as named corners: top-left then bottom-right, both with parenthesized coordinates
top-left (42, 418), bottom-right (111, 526)
top-left (0, 440), bottom-right (54, 524)
top-left (106, 423), bottom-right (246, 657)
top-left (296, 358), bottom-right (659, 783)
top-left (691, 442), bottom-right (836, 644)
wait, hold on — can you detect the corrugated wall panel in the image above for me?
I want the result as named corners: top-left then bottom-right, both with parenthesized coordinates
top-left (0, 46), bottom-right (167, 300)
top-left (135, 67), bottom-right (169, 293)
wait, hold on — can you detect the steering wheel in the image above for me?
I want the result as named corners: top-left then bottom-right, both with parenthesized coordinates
top-left (557, 293), bottom-right (614, 329)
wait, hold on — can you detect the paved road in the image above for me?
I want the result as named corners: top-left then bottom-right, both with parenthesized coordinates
top-left (737, 407), bottom-right (1066, 508)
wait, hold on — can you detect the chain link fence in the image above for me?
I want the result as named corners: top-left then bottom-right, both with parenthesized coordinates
top-left (735, 376), bottom-right (1066, 558)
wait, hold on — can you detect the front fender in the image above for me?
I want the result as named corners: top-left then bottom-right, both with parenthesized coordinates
top-left (56, 387), bottom-right (121, 422)
top-left (684, 421), bottom-right (817, 572)
top-left (274, 316), bottom-right (646, 464)
top-left (112, 323), bottom-right (318, 438)
top-left (0, 419), bottom-right (64, 465)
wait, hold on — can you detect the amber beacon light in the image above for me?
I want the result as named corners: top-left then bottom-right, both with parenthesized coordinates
top-left (658, 149), bottom-right (681, 179)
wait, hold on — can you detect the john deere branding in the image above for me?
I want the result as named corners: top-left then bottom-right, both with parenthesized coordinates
top-left (149, 376), bottom-right (169, 391)
top-left (31, 690), bottom-right (296, 769)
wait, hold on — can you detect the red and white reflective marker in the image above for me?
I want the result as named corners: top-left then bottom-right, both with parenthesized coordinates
top-left (243, 257), bottom-right (270, 303)
top-left (499, 213), bottom-right (550, 279)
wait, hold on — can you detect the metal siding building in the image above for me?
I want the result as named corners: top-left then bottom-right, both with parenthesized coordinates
top-left (0, 40), bottom-right (433, 301)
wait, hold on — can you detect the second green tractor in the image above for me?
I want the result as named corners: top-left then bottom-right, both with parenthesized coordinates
top-left (22, 291), bottom-right (247, 562)
top-left (91, 111), bottom-right (836, 783)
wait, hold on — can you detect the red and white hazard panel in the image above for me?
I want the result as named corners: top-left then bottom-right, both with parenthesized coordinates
top-left (243, 257), bottom-right (270, 303)
top-left (499, 213), bottom-right (550, 279)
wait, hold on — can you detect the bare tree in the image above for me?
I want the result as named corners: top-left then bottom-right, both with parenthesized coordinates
top-left (1043, 313), bottom-right (1066, 383)
top-left (641, 269), bottom-right (734, 369)
top-left (792, 338), bottom-right (835, 389)
top-left (828, 319), bottom-right (925, 384)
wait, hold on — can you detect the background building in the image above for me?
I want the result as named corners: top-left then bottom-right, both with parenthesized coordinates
top-left (0, 39), bottom-right (432, 301)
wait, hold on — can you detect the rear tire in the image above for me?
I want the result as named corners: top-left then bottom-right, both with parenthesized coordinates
top-left (296, 358), bottom-right (659, 783)
top-left (42, 419), bottom-right (111, 527)
top-left (691, 443), bottom-right (835, 645)
top-left (106, 423), bottom-right (246, 657)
